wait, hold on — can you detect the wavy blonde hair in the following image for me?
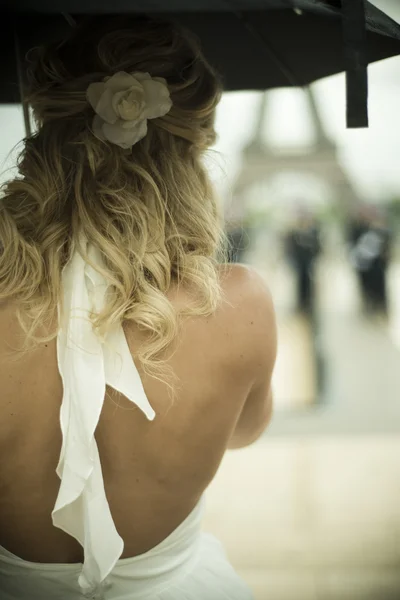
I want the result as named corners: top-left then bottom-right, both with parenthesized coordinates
top-left (0, 15), bottom-right (224, 377)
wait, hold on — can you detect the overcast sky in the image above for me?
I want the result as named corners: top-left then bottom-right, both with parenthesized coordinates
top-left (212, 0), bottom-right (400, 204)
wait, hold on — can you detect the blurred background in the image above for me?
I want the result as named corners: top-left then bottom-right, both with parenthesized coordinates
top-left (0, 1), bottom-right (399, 597)
top-left (203, 0), bottom-right (400, 598)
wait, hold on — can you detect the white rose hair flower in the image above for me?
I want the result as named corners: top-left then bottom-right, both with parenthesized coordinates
top-left (86, 71), bottom-right (172, 149)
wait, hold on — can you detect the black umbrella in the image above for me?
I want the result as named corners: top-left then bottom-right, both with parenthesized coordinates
top-left (2, 0), bottom-right (400, 131)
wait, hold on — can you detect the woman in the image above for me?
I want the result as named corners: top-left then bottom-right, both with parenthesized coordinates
top-left (0, 15), bottom-right (277, 600)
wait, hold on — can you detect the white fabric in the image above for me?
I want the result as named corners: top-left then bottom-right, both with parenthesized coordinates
top-left (0, 241), bottom-right (255, 600)
top-left (0, 526), bottom-right (254, 600)
top-left (54, 240), bottom-right (156, 597)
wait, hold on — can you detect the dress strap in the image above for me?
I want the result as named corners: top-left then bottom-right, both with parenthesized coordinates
top-left (53, 240), bottom-right (155, 598)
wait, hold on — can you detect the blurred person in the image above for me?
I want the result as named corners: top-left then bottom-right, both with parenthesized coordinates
top-left (226, 222), bottom-right (249, 263)
top-left (284, 206), bottom-right (321, 313)
top-left (348, 204), bottom-right (392, 313)
top-left (0, 16), bottom-right (277, 600)
top-left (224, 194), bottom-right (249, 263)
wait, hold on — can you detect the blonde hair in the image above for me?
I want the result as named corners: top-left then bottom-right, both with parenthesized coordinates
top-left (0, 15), bottom-right (224, 377)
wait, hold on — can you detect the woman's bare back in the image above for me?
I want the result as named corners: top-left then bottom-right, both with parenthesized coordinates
top-left (0, 264), bottom-right (276, 565)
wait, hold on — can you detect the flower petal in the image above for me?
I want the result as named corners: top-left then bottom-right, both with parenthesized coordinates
top-left (102, 119), bottom-right (148, 149)
top-left (86, 82), bottom-right (106, 111)
top-left (112, 89), bottom-right (145, 121)
top-left (153, 76), bottom-right (168, 86)
top-left (132, 72), bottom-right (152, 82)
top-left (92, 115), bottom-right (107, 141)
top-left (93, 88), bottom-right (118, 124)
top-left (141, 80), bottom-right (172, 120)
top-left (104, 71), bottom-right (139, 93)
top-left (121, 118), bottom-right (141, 129)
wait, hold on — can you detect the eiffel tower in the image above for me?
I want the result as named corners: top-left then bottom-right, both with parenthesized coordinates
top-left (232, 86), bottom-right (359, 214)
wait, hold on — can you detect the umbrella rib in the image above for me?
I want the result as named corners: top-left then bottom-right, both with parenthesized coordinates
top-left (62, 13), bottom-right (77, 28)
top-left (232, 9), bottom-right (302, 88)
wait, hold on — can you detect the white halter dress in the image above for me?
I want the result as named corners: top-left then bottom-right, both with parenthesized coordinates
top-left (0, 241), bottom-right (254, 600)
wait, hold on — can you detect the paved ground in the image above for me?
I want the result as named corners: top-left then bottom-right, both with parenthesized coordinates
top-left (203, 437), bottom-right (400, 600)
top-left (204, 237), bottom-right (400, 599)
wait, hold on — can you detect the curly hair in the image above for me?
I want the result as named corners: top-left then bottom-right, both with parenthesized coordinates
top-left (0, 15), bottom-right (224, 378)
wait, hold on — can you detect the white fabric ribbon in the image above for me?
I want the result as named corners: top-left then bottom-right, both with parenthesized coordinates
top-left (52, 240), bottom-right (155, 598)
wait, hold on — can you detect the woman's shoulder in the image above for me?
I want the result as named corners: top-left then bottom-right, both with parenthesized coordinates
top-left (162, 263), bottom-right (276, 380)
top-left (169, 263), bottom-right (275, 333)
top-left (218, 263), bottom-right (275, 328)
top-left (218, 263), bottom-right (274, 310)
top-left (215, 263), bottom-right (277, 366)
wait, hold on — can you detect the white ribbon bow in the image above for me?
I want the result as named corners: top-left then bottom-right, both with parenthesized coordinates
top-left (53, 240), bottom-right (156, 597)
